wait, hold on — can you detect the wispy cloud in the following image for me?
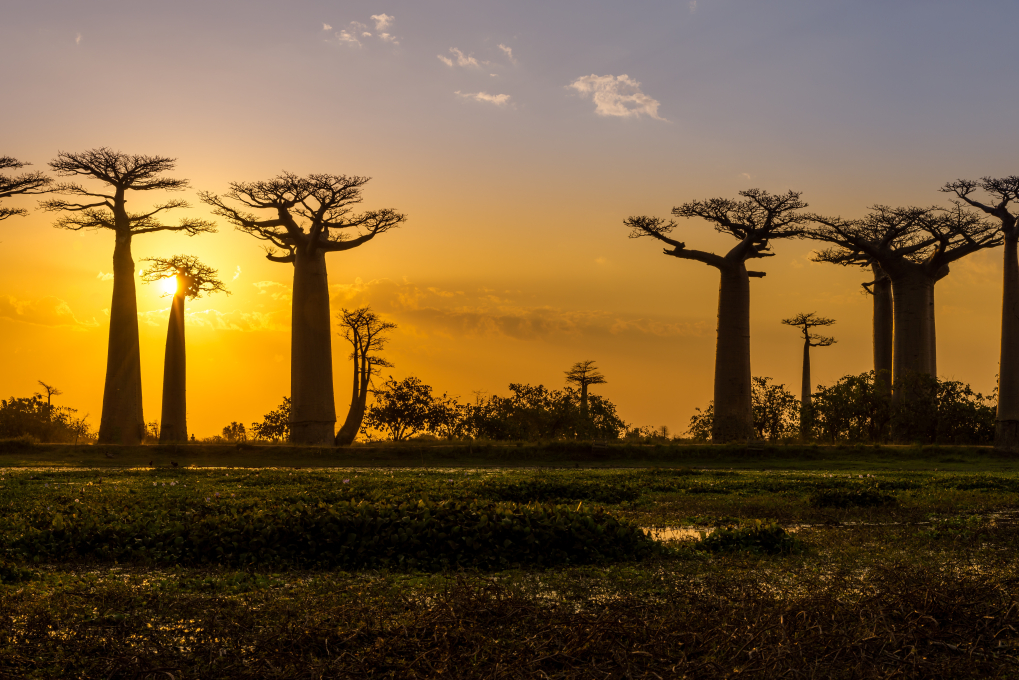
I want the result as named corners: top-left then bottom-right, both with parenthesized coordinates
top-left (0, 295), bottom-right (98, 329)
top-left (232, 265), bottom-right (242, 281)
top-left (371, 14), bottom-right (394, 31)
top-left (439, 47), bottom-right (479, 68)
top-left (322, 23), bottom-right (332, 31)
top-left (498, 44), bottom-right (517, 64)
top-left (334, 15), bottom-right (398, 46)
top-left (456, 91), bottom-right (511, 106)
top-left (689, 1), bottom-right (697, 14)
top-left (568, 74), bottom-right (665, 120)
top-left (96, 271), bottom-right (114, 281)
top-left (253, 281), bottom-right (291, 301)
top-left (75, 32), bottom-right (82, 45)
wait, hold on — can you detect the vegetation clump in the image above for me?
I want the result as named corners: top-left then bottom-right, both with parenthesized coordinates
top-left (810, 487), bottom-right (897, 508)
top-left (695, 520), bottom-right (805, 555)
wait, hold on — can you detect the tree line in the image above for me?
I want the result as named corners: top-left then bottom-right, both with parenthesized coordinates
top-left (3, 150), bottom-right (1017, 449)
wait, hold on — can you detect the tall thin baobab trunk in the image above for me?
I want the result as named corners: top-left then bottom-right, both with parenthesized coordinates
top-left (99, 231), bottom-right (145, 445)
top-left (159, 277), bottom-right (187, 442)
top-left (800, 337), bottom-right (811, 429)
top-left (713, 265), bottom-right (753, 442)
top-left (871, 264), bottom-right (893, 395)
top-left (998, 234), bottom-right (1019, 449)
top-left (335, 350), bottom-right (369, 446)
top-left (290, 248), bottom-right (336, 445)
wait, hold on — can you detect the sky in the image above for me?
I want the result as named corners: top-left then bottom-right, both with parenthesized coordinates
top-left (1, 0), bottom-right (1017, 438)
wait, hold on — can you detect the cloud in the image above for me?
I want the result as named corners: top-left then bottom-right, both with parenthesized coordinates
top-left (75, 33), bottom-right (81, 45)
top-left (322, 23), bottom-right (332, 31)
top-left (498, 44), bottom-right (517, 64)
top-left (96, 271), bottom-right (114, 281)
top-left (0, 295), bottom-right (98, 329)
top-left (456, 91), bottom-right (511, 106)
top-left (337, 28), bottom-right (362, 46)
top-left (232, 266), bottom-right (242, 281)
top-left (568, 74), bottom-right (665, 120)
top-left (371, 14), bottom-right (393, 31)
top-left (689, 0), bottom-right (697, 13)
top-left (253, 281), bottom-right (291, 301)
top-left (440, 47), bottom-right (479, 68)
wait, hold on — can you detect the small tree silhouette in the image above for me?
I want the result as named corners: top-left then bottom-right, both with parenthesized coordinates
top-left (564, 360), bottom-right (607, 427)
top-left (781, 313), bottom-right (836, 437)
top-left (42, 148), bottom-right (216, 444)
top-left (141, 255), bottom-right (228, 443)
top-left (335, 306), bottom-right (396, 446)
top-left (222, 422), bottom-right (247, 442)
top-left (1, 157), bottom-right (51, 221)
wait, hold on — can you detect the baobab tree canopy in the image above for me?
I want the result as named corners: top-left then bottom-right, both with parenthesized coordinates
top-left (140, 255), bottom-right (230, 300)
top-left (626, 189), bottom-right (810, 443)
top-left (200, 173), bottom-right (407, 445)
top-left (807, 204), bottom-right (999, 393)
top-left (0, 156), bottom-right (52, 220)
top-left (40, 148), bottom-right (216, 445)
top-left (943, 176), bottom-right (1019, 451)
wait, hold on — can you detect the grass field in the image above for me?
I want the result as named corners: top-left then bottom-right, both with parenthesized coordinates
top-left (2, 443), bottom-right (1018, 678)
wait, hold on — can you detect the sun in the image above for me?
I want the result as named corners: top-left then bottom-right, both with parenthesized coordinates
top-left (159, 277), bottom-right (179, 297)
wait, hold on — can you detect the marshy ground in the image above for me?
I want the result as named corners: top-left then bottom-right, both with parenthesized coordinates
top-left (1, 443), bottom-right (1018, 678)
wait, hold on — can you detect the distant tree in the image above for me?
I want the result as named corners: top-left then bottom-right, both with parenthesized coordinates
top-left (144, 421), bottom-right (160, 443)
top-left (0, 157), bottom-right (51, 221)
top-left (222, 422), bottom-right (247, 442)
top-left (362, 376), bottom-right (435, 441)
top-left (564, 360), bottom-right (607, 424)
top-left (335, 306), bottom-right (396, 446)
top-left (686, 377), bottom-right (799, 443)
top-left (42, 149), bottom-right (216, 444)
top-left (201, 174), bottom-right (406, 445)
top-left (781, 312), bottom-right (836, 437)
top-left (942, 176), bottom-right (1019, 451)
top-left (811, 372), bottom-right (892, 444)
top-left (251, 397), bottom-right (292, 443)
top-left (0, 394), bottom-right (90, 443)
top-left (806, 204), bottom-right (999, 413)
top-left (626, 189), bottom-right (810, 442)
top-left (35, 381), bottom-right (63, 419)
top-left (140, 255), bottom-right (228, 443)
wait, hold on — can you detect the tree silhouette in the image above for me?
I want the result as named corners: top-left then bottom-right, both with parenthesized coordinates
top-left (862, 263), bottom-right (893, 396)
top-left (626, 189), bottom-right (810, 442)
top-left (222, 422), bottom-right (247, 442)
top-left (200, 173), bottom-right (405, 445)
top-left (781, 312), bottom-right (836, 437)
top-left (564, 360), bottom-right (607, 425)
top-left (335, 306), bottom-right (396, 446)
top-left (1, 157), bottom-right (51, 220)
top-left (41, 148), bottom-right (216, 444)
top-left (140, 255), bottom-right (228, 443)
top-left (943, 176), bottom-right (1019, 451)
top-left (806, 204), bottom-right (999, 404)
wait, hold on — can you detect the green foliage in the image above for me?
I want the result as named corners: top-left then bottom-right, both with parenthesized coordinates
top-left (0, 559), bottom-right (35, 584)
top-left (362, 376), bottom-right (437, 441)
top-left (811, 371), bottom-right (891, 443)
top-left (891, 372), bottom-right (995, 444)
top-left (685, 377), bottom-right (799, 442)
top-left (0, 395), bottom-right (93, 443)
top-left (695, 520), bottom-right (805, 555)
top-left (809, 487), bottom-right (897, 508)
top-left (222, 421), bottom-right (247, 442)
top-left (250, 397), bottom-right (291, 442)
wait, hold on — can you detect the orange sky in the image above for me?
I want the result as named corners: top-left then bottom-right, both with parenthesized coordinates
top-left (1, 1), bottom-right (1016, 437)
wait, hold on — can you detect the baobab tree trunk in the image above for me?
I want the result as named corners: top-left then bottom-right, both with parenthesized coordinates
top-left (290, 248), bottom-right (336, 445)
top-left (799, 338), bottom-right (812, 438)
top-left (997, 235), bottom-right (1019, 451)
top-left (712, 265), bottom-right (753, 443)
top-left (97, 233), bottom-right (145, 445)
top-left (159, 282), bottom-right (187, 443)
top-left (872, 264), bottom-right (893, 396)
top-left (890, 268), bottom-right (936, 402)
top-left (335, 352), bottom-right (366, 446)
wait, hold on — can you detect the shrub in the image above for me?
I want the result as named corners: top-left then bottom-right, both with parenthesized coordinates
top-left (809, 487), bottom-right (897, 508)
top-left (695, 520), bottom-right (804, 555)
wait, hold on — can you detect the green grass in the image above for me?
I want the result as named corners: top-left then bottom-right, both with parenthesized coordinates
top-left (2, 459), bottom-right (1019, 677)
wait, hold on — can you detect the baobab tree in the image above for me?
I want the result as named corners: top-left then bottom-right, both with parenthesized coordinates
top-left (200, 173), bottom-right (406, 445)
top-left (335, 306), bottom-right (396, 446)
top-left (781, 312), bottom-right (835, 437)
top-left (1, 157), bottom-right (51, 220)
top-left (625, 189), bottom-right (810, 442)
top-left (140, 255), bottom-right (228, 443)
top-left (942, 176), bottom-right (1019, 451)
top-left (42, 149), bottom-right (216, 444)
top-left (564, 360), bottom-right (607, 423)
top-left (862, 263), bottom-right (893, 395)
top-left (807, 204), bottom-right (999, 400)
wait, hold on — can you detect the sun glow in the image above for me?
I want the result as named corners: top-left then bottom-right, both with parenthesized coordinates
top-left (160, 277), bottom-right (179, 297)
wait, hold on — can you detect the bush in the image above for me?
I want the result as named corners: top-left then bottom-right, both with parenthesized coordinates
top-left (809, 487), bottom-right (897, 508)
top-left (695, 520), bottom-right (804, 555)
top-left (4, 496), bottom-right (664, 571)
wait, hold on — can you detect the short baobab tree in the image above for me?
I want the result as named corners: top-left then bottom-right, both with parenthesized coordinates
top-left (0, 157), bottom-right (52, 220)
top-left (200, 173), bottom-right (406, 445)
top-left (806, 204), bottom-right (999, 400)
top-left (335, 306), bottom-right (396, 446)
top-left (942, 176), bottom-right (1019, 451)
top-left (42, 149), bottom-right (216, 444)
top-left (564, 360), bottom-right (607, 423)
top-left (626, 189), bottom-right (810, 442)
top-left (781, 312), bottom-right (835, 437)
top-left (140, 255), bottom-right (228, 443)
